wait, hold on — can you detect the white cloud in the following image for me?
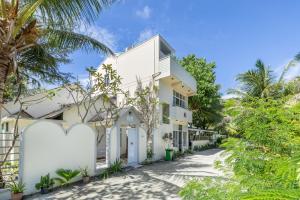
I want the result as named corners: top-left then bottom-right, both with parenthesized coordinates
top-left (137, 28), bottom-right (156, 43)
top-left (78, 23), bottom-right (117, 51)
top-left (136, 5), bottom-right (151, 19)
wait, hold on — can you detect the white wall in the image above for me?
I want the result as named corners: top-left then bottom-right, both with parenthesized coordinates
top-left (138, 128), bottom-right (147, 163)
top-left (20, 120), bottom-right (96, 195)
top-left (106, 127), bottom-right (118, 165)
top-left (192, 140), bottom-right (210, 150)
top-left (100, 36), bottom-right (160, 100)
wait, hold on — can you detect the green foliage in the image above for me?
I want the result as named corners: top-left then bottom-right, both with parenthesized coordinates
top-left (236, 59), bottom-right (274, 98)
top-left (35, 173), bottom-right (55, 190)
top-left (9, 180), bottom-right (25, 194)
top-left (180, 98), bottom-right (300, 199)
top-left (100, 160), bottom-right (123, 179)
top-left (80, 167), bottom-right (89, 177)
top-left (147, 148), bottom-right (153, 159)
top-left (180, 54), bottom-right (222, 129)
top-left (55, 169), bottom-right (80, 186)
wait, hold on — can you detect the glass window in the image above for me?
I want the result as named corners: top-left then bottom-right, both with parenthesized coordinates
top-left (173, 90), bottom-right (187, 108)
top-left (104, 74), bottom-right (110, 86)
top-left (183, 132), bottom-right (187, 147)
top-left (173, 131), bottom-right (178, 147)
top-left (162, 103), bottom-right (170, 124)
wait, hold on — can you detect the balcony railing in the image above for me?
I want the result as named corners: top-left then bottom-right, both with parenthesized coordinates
top-left (159, 56), bottom-right (197, 93)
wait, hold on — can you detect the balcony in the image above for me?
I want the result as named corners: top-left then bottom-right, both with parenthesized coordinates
top-left (159, 56), bottom-right (197, 95)
top-left (170, 106), bottom-right (192, 123)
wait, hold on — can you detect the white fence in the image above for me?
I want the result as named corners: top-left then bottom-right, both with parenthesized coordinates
top-left (20, 120), bottom-right (96, 195)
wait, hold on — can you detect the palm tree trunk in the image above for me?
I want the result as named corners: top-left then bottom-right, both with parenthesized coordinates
top-left (0, 62), bottom-right (9, 105)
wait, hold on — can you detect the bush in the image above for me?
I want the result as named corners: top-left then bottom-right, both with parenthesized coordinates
top-left (35, 173), bottom-right (55, 191)
top-left (100, 160), bottom-right (123, 179)
top-left (55, 169), bottom-right (80, 186)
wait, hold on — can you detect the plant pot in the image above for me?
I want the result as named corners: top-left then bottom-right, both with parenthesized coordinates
top-left (41, 187), bottom-right (50, 194)
top-left (11, 192), bottom-right (23, 200)
top-left (82, 176), bottom-right (90, 184)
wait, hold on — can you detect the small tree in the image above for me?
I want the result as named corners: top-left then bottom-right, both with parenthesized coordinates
top-left (65, 64), bottom-right (131, 145)
top-left (134, 78), bottom-right (158, 159)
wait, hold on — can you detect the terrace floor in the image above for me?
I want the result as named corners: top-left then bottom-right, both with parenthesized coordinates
top-left (26, 149), bottom-right (224, 200)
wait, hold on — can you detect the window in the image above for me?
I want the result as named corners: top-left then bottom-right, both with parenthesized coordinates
top-left (104, 74), bottom-right (110, 86)
top-left (1, 123), bottom-right (8, 133)
top-left (183, 132), bottom-right (187, 147)
top-left (162, 103), bottom-right (170, 124)
top-left (173, 90), bottom-right (186, 108)
top-left (173, 131), bottom-right (179, 147)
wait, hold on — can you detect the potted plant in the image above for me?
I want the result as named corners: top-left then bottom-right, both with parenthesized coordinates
top-left (9, 180), bottom-right (25, 200)
top-left (80, 167), bottom-right (90, 184)
top-left (35, 173), bottom-right (55, 194)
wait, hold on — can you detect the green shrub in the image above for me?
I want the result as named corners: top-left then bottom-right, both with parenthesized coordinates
top-left (35, 173), bottom-right (55, 190)
top-left (100, 160), bottom-right (123, 179)
top-left (80, 167), bottom-right (89, 177)
top-left (55, 169), bottom-right (80, 186)
top-left (147, 148), bottom-right (153, 159)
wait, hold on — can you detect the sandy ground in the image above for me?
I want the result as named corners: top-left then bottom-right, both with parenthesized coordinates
top-left (26, 149), bottom-right (224, 200)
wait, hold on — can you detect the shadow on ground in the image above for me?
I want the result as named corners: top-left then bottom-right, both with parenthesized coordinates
top-left (26, 148), bottom-right (224, 200)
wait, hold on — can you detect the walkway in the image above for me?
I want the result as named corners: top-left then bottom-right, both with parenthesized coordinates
top-left (27, 149), bottom-right (224, 200)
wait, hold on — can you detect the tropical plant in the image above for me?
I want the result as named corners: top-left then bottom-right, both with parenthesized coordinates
top-left (180, 98), bottom-right (300, 199)
top-left (9, 180), bottom-right (25, 194)
top-left (109, 160), bottom-right (122, 174)
top-left (180, 55), bottom-right (222, 129)
top-left (134, 78), bottom-right (158, 158)
top-left (35, 173), bottom-right (55, 191)
top-left (0, 0), bottom-right (114, 106)
top-left (80, 167), bottom-right (89, 177)
top-left (55, 169), bottom-right (80, 186)
top-left (236, 59), bottom-right (274, 98)
top-left (100, 160), bottom-right (123, 179)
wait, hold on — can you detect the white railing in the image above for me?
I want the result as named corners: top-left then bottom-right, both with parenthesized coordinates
top-left (159, 56), bottom-right (197, 92)
top-left (170, 106), bottom-right (192, 123)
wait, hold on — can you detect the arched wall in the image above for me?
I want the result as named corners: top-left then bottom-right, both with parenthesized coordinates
top-left (20, 120), bottom-right (96, 195)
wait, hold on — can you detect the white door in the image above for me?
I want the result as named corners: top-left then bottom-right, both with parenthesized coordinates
top-left (127, 128), bottom-right (138, 166)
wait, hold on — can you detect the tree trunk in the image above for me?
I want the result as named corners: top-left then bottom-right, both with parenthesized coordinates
top-left (146, 129), bottom-right (153, 159)
top-left (0, 62), bottom-right (9, 105)
top-left (0, 62), bottom-right (9, 188)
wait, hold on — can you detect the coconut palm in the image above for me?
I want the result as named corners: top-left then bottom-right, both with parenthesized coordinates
top-left (235, 59), bottom-right (274, 98)
top-left (0, 0), bottom-right (114, 105)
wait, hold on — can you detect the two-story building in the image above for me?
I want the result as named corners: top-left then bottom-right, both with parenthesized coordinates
top-left (99, 35), bottom-right (197, 160)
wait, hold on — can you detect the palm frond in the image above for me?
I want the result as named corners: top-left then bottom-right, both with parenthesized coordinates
top-left (278, 60), bottom-right (297, 83)
top-left (45, 28), bottom-right (114, 55)
top-left (14, 0), bottom-right (44, 37)
top-left (18, 44), bottom-right (73, 84)
top-left (25, 0), bottom-right (114, 26)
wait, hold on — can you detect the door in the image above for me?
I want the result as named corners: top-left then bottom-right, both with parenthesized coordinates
top-left (127, 128), bottom-right (138, 166)
top-left (178, 125), bottom-right (183, 151)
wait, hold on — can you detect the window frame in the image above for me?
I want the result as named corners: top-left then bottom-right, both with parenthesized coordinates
top-left (173, 90), bottom-right (187, 109)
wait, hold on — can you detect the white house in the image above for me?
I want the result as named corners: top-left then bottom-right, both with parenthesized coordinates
top-left (0, 86), bottom-right (110, 160)
top-left (99, 35), bottom-right (197, 160)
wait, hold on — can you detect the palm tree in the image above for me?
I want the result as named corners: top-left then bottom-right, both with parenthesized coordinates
top-left (0, 0), bottom-right (114, 105)
top-left (236, 59), bottom-right (274, 98)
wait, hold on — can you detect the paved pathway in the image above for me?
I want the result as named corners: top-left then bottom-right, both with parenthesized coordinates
top-left (26, 149), bottom-right (224, 200)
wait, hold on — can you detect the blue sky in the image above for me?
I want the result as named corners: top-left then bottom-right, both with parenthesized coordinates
top-left (60, 0), bottom-right (300, 96)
